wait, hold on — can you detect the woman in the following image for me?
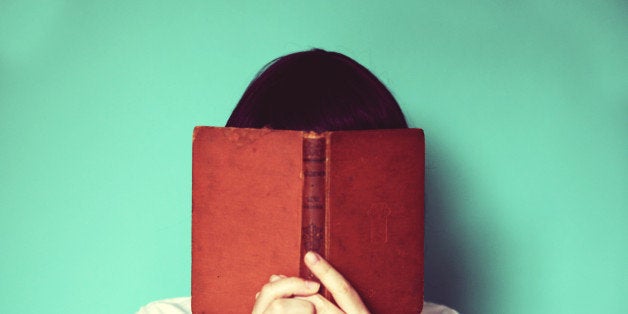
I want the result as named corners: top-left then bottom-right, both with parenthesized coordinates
top-left (137, 49), bottom-right (457, 314)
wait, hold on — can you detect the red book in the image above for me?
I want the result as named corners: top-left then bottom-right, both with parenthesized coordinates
top-left (192, 127), bottom-right (425, 313)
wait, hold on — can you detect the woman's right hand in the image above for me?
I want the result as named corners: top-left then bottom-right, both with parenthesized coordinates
top-left (252, 252), bottom-right (370, 314)
top-left (252, 274), bottom-right (319, 313)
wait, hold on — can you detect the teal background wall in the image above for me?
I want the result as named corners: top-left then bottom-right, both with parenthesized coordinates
top-left (1, 1), bottom-right (626, 313)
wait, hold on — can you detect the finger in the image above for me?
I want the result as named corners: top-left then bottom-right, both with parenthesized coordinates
top-left (256, 275), bottom-right (290, 301)
top-left (262, 298), bottom-right (315, 314)
top-left (269, 274), bottom-right (286, 282)
top-left (304, 251), bottom-right (369, 314)
top-left (252, 277), bottom-right (321, 314)
top-left (297, 294), bottom-right (344, 314)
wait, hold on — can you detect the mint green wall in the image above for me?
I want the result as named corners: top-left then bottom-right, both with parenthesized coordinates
top-left (1, 1), bottom-right (626, 313)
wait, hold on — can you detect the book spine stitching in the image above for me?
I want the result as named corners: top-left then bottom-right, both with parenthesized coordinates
top-left (300, 135), bottom-right (326, 282)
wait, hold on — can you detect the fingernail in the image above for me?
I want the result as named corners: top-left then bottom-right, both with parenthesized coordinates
top-left (269, 274), bottom-right (281, 282)
top-left (305, 280), bottom-right (320, 291)
top-left (305, 251), bottom-right (320, 265)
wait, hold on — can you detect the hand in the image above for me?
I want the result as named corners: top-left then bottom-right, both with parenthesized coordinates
top-left (252, 251), bottom-right (370, 314)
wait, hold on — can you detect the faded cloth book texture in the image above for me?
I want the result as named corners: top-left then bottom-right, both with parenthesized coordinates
top-left (192, 127), bottom-right (425, 313)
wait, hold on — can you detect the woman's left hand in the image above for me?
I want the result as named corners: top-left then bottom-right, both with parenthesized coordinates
top-left (252, 251), bottom-right (370, 314)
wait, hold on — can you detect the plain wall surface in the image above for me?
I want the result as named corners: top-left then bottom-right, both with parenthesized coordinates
top-left (1, 1), bottom-right (626, 313)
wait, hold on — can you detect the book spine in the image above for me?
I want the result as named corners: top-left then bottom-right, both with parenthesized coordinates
top-left (300, 134), bottom-right (326, 282)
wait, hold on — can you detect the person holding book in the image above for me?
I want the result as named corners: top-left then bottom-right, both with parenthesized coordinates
top-left (137, 49), bottom-right (457, 314)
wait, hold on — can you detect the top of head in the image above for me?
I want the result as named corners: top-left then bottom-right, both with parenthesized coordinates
top-left (226, 49), bottom-right (408, 133)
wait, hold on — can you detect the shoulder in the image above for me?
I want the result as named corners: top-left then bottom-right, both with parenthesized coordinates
top-left (135, 297), bottom-right (191, 314)
top-left (135, 297), bottom-right (457, 314)
top-left (422, 301), bottom-right (459, 314)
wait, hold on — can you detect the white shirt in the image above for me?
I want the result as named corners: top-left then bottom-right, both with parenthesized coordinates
top-left (136, 297), bottom-right (458, 314)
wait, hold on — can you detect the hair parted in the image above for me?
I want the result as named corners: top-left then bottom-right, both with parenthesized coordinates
top-left (226, 48), bottom-right (408, 132)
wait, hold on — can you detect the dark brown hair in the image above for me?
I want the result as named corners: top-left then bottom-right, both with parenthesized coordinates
top-left (226, 49), bottom-right (407, 132)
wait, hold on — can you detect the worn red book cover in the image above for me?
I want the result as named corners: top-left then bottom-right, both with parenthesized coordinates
top-left (192, 127), bottom-right (424, 313)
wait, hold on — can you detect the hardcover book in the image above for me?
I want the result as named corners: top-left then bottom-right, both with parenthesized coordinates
top-left (192, 127), bottom-right (425, 313)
